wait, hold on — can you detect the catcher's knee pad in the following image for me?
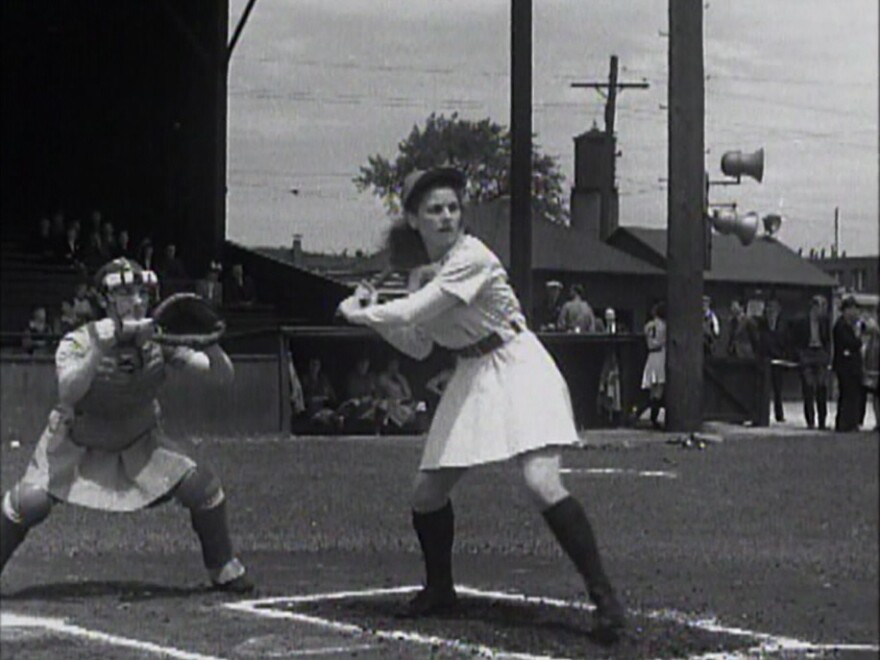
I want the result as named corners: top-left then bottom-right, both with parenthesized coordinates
top-left (174, 467), bottom-right (225, 511)
top-left (2, 483), bottom-right (54, 528)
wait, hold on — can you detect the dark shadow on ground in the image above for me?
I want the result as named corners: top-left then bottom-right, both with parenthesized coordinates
top-left (1, 580), bottom-right (210, 602)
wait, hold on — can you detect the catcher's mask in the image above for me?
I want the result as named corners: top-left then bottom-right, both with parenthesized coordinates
top-left (94, 258), bottom-right (159, 309)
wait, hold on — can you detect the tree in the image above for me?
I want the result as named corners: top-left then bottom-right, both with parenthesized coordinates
top-left (354, 113), bottom-right (569, 224)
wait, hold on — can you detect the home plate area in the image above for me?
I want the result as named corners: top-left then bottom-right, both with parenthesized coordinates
top-left (223, 584), bottom-right (854, 659)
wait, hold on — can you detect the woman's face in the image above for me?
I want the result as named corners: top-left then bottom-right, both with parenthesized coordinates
top-left (408, 186), bottom-right (463, 259)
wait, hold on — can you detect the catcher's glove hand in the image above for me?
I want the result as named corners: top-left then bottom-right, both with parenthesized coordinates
top-left (152, 293), bottom-right (226, 349)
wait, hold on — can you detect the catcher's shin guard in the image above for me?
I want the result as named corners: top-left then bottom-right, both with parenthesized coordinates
top-left (542, 496), bottom-right (625, 641)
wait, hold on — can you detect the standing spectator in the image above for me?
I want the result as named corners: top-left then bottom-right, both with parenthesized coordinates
top-left (22, 306), bottom-right (53, 355)
top-left (224, 263), bottom-right (257, 307)
top-left (336, 166), bottom-right (625, 639)
top-left (557, 284), bottom-right (596, 334)
top-left (757, 297), bottom-right (790, 422)
top-left (71, 282), bottom-right (97, 325)
top-left (861, 307), bottom-right (880, 431)
top-left (702, 295), bottom-right (720, 357)
top-left (537, 280), bottom-right (565, 331)
top-left (195, 261), bottom-right (224, 308)
top-left (790, 295), bottom-right (831, 430)
top-left (727, 299), bottom-right (759, 359)
top-left (597, 309), bottom-right (623, 426)
top-left (832, 296), bottom-right (864, 432)
top-left (641, 302), bottom-right (667, 430)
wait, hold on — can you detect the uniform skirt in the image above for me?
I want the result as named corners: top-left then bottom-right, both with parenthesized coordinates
top-left (421, 331), bottom-right (579, 470)
top-left (20, 408), bottom-right (196, 512)
top-left (641, 350), bottom-right (666, 389)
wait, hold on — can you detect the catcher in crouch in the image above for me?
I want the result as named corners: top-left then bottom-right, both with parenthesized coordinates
top-left (0, 257), bottom-right (253, 593)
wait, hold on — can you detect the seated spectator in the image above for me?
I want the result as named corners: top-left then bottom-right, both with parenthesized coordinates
top-left (138, 238), bottom-right (157, 272)
top-left (114, 229), bottom-right (134, 259)
top-left (54, 299), bottom-right (80, 335)
top-left (158, 243), bottom-right (188, 280)
top-left (377, 357), bottom-right (419, 430)
top-left (30, 216), bottom-right (56, 261)
top-left (49, 210), bottom-right (67, 249)
top-left (101, 221), bottom-right (118, 259)
top-left (338, 356), bottom-right (381, 432)
top-left (58, 221), bottom-right (85, 271)
top-left (297, 358), bottom-right (341, 431)
top-left (224, 263), bottom-right (257, 307)
top-left (71, 281), bottom-right (97, 325)
top-left (557, 284), bottom-right (596, 334)
top-left (195, 261), bottom-right (224, 307)
top-left (81, 225), bottom-right (106, 273)
top-left (22, 306), bottom-right (54, 355)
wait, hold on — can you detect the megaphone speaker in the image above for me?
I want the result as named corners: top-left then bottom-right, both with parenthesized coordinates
top-left (762, 213), bottom-right (783, 236)
top-left (709, 209), bottom-right (759, 246)
top-left (721, 148), bottom-right (764, 183)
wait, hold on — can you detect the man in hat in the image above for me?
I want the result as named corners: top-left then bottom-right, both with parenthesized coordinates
top-left (537, 280), bottom-right (565, 331)
top-left (790, 294), bottom-right (831, 429)
top-left (832, 296), bottom-right (864, 432)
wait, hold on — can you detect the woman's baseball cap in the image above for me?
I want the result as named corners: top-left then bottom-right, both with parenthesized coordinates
top-left (401, 167), bottom-right (466, 213)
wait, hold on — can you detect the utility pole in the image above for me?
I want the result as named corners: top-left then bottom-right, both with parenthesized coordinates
top-left (666, 0), bottom-right (705, 432)
top-left (510, 0), bottom-right (533, 322)
top-left (571, 56), bottom-right (649, 241)
top-left (833, 206), bottom-right (840, 257)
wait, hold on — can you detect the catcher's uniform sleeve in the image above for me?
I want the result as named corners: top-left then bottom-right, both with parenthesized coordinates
top-left (56, 326), bottom-right (101, 407)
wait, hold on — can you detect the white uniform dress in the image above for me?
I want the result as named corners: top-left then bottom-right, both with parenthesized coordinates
top-left (21, 323), bottom-right (198, 511)
top-left (364, 235), bottom-right (579, 469)
top-left (641, 317), bottom-right (666, 389)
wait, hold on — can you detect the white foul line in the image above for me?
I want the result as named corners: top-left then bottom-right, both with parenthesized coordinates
top-left (0, 611), bottom-right (227, 660)
top-left (224, 584), bottom-right (880, 660)
top-left (560, 467), bottom-right (678, 478)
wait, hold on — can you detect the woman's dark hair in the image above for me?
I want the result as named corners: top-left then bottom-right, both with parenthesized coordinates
top-left (571, 283), bottom-right (585, 299)
top-left (384, 220), bottom-right (431, 270)
top-left (652, 301), bottom-right (667, 320)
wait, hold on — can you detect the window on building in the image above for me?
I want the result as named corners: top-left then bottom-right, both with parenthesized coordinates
top-left (854, 269), bottom-right (866, 291)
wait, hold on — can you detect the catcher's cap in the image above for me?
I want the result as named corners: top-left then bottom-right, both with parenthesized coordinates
top-left (401, 166), bottom-right (466, 213)
top-left (94, 258), bottom-right (158, 293)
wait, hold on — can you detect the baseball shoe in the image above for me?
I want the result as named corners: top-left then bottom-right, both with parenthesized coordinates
top-left (590, 589), bottom-right (626, 645)
top-left (398, 585), bottom-right (458, 618)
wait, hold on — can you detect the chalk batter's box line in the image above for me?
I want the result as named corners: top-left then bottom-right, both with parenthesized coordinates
top-left (223, 584), bottom-right (880, 660)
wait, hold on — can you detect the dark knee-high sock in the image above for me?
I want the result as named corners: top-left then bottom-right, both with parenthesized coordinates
top-left (190, 499), bottom-right (235, 571)
top-left (816, 387), bottom-right (828, 425)
top-left (412, 500), bottom-right (454, 591)
top-left (1, 513), bottom-right (29, 574)
top-left (542, 496), bottom-right (614, 599)
top-left (649, 399), bottom-right (660, 425)
top-left (802, 386), bottom-right (815, 426)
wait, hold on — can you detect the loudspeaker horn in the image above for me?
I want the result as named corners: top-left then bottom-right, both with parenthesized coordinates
top-left (762, 213), bottom-right (783, 236)
top-left (720, 148), bottom-right (764, 183)
top-left (709, 209), bottom-right (759, 246)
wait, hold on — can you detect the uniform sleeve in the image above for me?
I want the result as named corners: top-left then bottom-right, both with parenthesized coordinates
top-left (435, 239), bottom-right (494, 304)
top-left (373, 324), bottom-right (435, 361)
top-left (56, 326), bottom-right (101, 407)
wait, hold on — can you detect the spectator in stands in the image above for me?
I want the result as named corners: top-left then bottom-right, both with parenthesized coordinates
top-left (54, 299), bottom-right (80, 335)
top-left (81, 221), bottom-right (107, 273)
top-left (702, 295), bottom-right (720, 357)
top-left (790, 294), bottom-right (831, 430)
top-left (377, 357), bottom-right (419, 430)
top-left (298, 357), bottom-right (340, 431)
top-left (31, 216), bottom-right (56, 261)
top-left (100, 221), bottom-right (118, 259)
top-left (49, 210), bottom-right (67, 249)
top-left (158, 243), bottom-right (188, 281)
top-left (195, 261), bottom-right (224, 308)
top-left (832, 296), bottom-right (864, 432)
top-left (137, 238), bottom-right (156, 272)
top-left (757, 297), bottom-right (790, 423)
top-left (114, 229), bottom-right (134, 260)
top-left (557, 284), bottom-right (596, 334)
top-left (597, 308), bottom-right (623, 426)
top-left (58, 221), bottom-right (84, 271)
top-left (338, 356), bottom-right (381, 432)
top-left (537, 280), bottom-right (565, 331)
top-left (22, 306), bottom-right (53, 355)
top-left (71, 282), bottom-right (97, 325)
top-left (224, 263), bottom-right (256, 307)
top-left (726, 299), bottom-right (759, 359)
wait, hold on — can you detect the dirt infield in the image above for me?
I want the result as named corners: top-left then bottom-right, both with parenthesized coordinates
top-left (1, 431), bottom-right (878, 658)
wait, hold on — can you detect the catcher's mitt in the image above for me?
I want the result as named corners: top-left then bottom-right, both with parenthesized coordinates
top-left (152, 293), bottom-right (226, 349)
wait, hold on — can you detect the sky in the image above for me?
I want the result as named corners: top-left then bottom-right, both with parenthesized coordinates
top-left (226, 0), bottom-right (878, 257)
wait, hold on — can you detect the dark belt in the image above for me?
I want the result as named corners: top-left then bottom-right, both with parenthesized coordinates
top-left (453, 321), bottom-right (523, 359)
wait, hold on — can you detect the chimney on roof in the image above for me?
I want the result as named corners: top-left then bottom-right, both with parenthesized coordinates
top-left (291, 233), bottom-right (303, 266)
top-left (571, 127), bottom-right (618, 242)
